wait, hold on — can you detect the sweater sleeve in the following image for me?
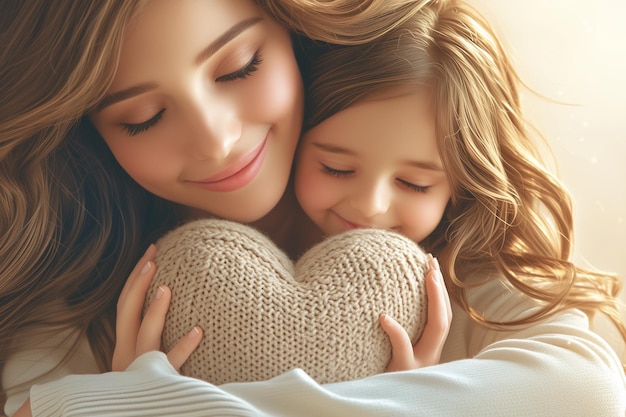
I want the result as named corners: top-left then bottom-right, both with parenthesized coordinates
top-left (2, 328), bottom-right (98, 417)
top-left (30, 278), bottom-right (626, 417)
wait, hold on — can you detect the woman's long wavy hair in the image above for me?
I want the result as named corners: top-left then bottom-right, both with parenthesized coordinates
top-left (256, 0), bottom-right (435, 44)
top-left (0, 0), bottom-right (444, 400)
top-left (300, 0), bottom-right (626, 356)
top-left (0, 0), bottom-right (180, 398)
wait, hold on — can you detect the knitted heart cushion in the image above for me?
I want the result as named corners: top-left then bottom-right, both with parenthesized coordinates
top-left (146, 219), bottom-right (428, 384)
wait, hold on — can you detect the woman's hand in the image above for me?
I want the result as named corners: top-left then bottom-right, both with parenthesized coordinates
top-left (11, 247), bottom-right (204, 417)
top-left (380, 255), bottom-right (452, 372)
top-left (112, 244), bottom-right (203, 372)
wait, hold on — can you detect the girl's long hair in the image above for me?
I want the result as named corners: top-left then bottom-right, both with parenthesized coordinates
top-left (301, 0), bottom-right (625, 355)
top-left (0, 0), bottom-right (175, 395)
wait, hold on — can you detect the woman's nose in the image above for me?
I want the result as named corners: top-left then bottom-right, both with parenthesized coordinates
top-left (350, 179), bottom-right (392, 219)
top-left (187, 101), bottom-right (242, 161)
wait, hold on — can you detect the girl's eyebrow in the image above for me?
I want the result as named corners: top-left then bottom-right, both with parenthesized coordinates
top-left (96, 16), bottom-right (263, 111)
top-left (312, 142), bottom-right (356, 155)
top-left (313, 141), bottom-right (444, 171)
top-left (405, 159), bottom-right (444, 171)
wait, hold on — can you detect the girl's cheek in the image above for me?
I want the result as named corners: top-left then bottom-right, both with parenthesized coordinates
top-left (295, 162), bottom-right (326, 211)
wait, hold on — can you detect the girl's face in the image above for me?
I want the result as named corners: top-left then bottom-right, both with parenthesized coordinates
top-left (90, 0), bottom-right (303, 223)
top-left (295, 87), bottom-right (451, 243)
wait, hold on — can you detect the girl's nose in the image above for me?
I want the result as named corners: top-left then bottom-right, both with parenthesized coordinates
top-left (350, 179), bottom-right (392, 219)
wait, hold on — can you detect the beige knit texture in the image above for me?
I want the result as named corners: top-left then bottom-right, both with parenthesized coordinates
top-left (146, 219), bottom-right (428, 384)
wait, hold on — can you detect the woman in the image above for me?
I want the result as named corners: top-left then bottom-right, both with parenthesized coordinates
top-left (1, 0), bottom-right (443, 415)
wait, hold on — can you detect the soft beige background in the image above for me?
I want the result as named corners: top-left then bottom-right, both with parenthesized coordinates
top-left (469, 0), bottom-right (626, 354)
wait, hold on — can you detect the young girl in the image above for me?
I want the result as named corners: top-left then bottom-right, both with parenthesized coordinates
top-left (4, 1), bottom-right (626, 417)
top-left (1, 0), bottom-right (446, 415)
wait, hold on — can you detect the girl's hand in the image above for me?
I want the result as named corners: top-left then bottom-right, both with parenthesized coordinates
top-left (112, 244), bottom-right (203, 372)
top-left (380, 255), bottom-right (452, 372)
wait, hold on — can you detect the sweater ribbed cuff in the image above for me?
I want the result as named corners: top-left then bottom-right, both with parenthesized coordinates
top-left (30, 351), bottom-right (254, 417)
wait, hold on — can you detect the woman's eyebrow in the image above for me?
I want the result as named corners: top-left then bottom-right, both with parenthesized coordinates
top-left (96, 83), bottom-right (157, 111)
top-left (194, 16), bottom-right (263, 65)
top-left (96, 16), bottom-right (263, 111)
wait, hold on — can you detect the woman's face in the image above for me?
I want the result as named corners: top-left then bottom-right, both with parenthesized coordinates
top-left (91, 0), bottom-right (303, 223)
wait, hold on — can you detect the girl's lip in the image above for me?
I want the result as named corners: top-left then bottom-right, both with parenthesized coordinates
top-left (191, 137), bottom-right (268, 192)
top-left (334, 212), bottom-right (366, 230)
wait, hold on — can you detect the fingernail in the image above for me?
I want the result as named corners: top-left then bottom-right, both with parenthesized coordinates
top-left (141, 260), bottom-right (152, 275)
top-left (431, 257), bottom-right (440, 270)
top-left (155, 285), bottom-right (165, 300)
top-left (188, 326), bottom-right (201, 338)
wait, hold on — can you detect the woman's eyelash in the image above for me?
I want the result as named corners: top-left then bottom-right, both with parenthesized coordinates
top-left (322, 164), bottom-right (353, 177)
top-left (216, 50), bottom-right (263, 82)
top-left (122, 109), bottom-right (166, 136)
top-left (118, 50), bottom-right (262, 136)
top-left (398, 179), bottom-right (429, 193)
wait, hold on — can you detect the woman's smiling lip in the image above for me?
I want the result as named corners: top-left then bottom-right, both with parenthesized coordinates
top-left (190, 137), bottom-right (268, 192)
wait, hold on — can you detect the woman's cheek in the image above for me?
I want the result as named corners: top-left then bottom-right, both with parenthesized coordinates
top-left (107, 134), bottom-right (179, 190)
top-left (242, 52), bottom-right (303, 126)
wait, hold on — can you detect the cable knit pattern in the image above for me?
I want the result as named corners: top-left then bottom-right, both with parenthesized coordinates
top-left (146, 219), bottom-right (428, 384)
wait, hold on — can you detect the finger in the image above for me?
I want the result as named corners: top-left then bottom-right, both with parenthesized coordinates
top-left (413, 268), bottom-right (450, 360)
top-left (113, 248), bottom-right (158, 370)
top-left (380, 314), bottom-right (414, 372)
top-left (166, 326), bottom-right (204, 371)
top-left (113, 281), bottom-right (167, 371)
top-left (136, 285), bottom-right (172, 355)
top-left (117, 247), bottom-right (157, 335)
top-left (429, 255), bottom-right (452, 322)
top-left (114, 256), bottom-right (157, 361)
top-left (440, 271), bottom-right (453, 326)
top-left (118, 244), bottom-right (158, 305)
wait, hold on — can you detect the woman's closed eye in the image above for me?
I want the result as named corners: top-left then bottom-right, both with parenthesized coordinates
top-left (216, 49), bottom-right (263, 82)
top-left (322, 164), bottom-right (354, 177)
top-left (122, 108), bottom-right (166, 136)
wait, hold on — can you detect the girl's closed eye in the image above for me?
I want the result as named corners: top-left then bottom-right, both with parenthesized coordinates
top-left (122, 108), bottom-right (166, 136)
top-left (216, 49), bottom-right (263, 82)
top-left (321, 164), bottom-right (354, 177)
top-left (397, 178), bottom-right (429, 193)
